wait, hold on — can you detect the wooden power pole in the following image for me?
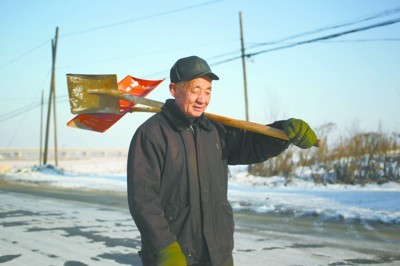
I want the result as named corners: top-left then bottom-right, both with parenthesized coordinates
top-left (43, 27), bottom-right (59, 165)
top-left (239, 11), bottom-right (249, 121)
top-left (39, 90), bottom-right (44, 166)
top-left (52, 29), bottom-right (59, 167)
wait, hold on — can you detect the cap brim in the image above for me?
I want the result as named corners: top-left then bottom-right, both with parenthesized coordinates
top-left (203, 72), bottom-right (219, 80)
top-left (188, 71), bottom-right (219, 81)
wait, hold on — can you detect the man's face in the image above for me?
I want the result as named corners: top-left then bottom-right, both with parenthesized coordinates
top-left (169, 76), bottom-right (212, 118)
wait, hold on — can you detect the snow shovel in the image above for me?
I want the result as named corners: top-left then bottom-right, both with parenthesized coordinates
top-left (66, 74), bottom-right (321, 147)
top-left (66, 75), bottom-right (164, 132)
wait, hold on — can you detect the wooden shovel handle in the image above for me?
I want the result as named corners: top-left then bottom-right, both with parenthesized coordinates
top-left (88, 90), bottom-right (320, 148)
top-left (131, 107), bottom-right (321, 148)
top-left (204, 112), bottom-right (288, 140)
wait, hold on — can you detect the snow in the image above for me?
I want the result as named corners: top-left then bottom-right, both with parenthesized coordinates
top-left (228, 170), bottom-right (400, 224)
top-left (1, 158), bottom-right (400, 225)
top-left (1, 158), bottom-right (400, 265)
top-left (3, 190), bottom-right (396, 266)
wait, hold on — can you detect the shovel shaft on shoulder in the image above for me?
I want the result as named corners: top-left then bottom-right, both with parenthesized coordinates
top-left (89, 89), bottom-right (290, 140)
top-left (131, 106), bottom-right (321, 148)
top-left (129, 106), bottom-right (289, 140)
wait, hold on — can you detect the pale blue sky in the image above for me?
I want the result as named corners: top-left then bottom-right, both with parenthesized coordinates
top-left (1, 0), bottom-right (399, 149)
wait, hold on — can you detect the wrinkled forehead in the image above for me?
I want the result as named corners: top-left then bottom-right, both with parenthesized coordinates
top-left (180, 77), bottom-right (213, 90)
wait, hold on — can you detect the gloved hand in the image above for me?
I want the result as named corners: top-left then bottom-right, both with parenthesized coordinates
top-left (157, 241), bottom-right (187, 266)
top-left (283, 118), bottom-right (317, 149)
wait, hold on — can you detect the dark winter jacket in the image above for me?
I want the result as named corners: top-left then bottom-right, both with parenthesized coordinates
top-left (127, 99), bottom-right (289, 265)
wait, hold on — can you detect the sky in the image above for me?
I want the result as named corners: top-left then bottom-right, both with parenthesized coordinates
top-left (1, 0), bottom-right (399, 150)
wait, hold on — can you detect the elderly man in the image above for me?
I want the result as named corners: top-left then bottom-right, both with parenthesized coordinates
top-left (127, 55), bottom-right (317, 266)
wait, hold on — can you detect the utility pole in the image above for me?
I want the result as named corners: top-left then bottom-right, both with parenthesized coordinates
top-left (43, 27), bottom-right (59, 165)
top-left (239, 11), bottom-right (249, 121)
top-left (52, 30), bottom-right (59, 167)
top-left (39, 90), bottom-right (44, 166)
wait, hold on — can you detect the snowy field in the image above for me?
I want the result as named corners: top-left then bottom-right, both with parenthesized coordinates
top-left (1, 158), bottom-right (399, 225)
top-left (2, 190), bottom-right (398, 266)
top-left (1, 158), bottom-right (400, 265)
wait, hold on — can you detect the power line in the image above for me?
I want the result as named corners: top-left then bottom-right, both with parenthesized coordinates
top-left (249, 17), bottom-right (400, 57)
top-left (212, 17), bottom-right (400, 66)
top-left (209, 36), bottom-right (400, 68)
top-left (248, 6), bottom-right (400, 49)
top-left (318, 38), bottom-right (400, 43)
top-left (245, 38), bottom-right (400, 48)
top-left (2, 3), bottom-right (397, 72)
top-left (0, 39), bottom-right (50, 70)
top-left (0, 96), bottom-right (69, 123)
top-left (209, 7), bottom-right (400, 67)
top-left (57, 38), bottom-right (237, 70)
top-left (1, 1), bottom-right (226, 71)
top-left (61, 0), bottom-right (226, 38)
top-left (0, 101), bottom-right (41, 122)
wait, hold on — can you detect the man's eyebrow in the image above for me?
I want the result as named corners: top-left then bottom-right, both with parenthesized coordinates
top-left (186, 81), bottom-right (212, 92)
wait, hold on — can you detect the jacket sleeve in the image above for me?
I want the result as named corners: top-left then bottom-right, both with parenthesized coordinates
top-left (127, 127), bottom-right (176, 254)
top-left (216, 120), bottom-right (290, 165)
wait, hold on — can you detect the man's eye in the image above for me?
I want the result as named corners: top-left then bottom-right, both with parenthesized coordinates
top-left (191, 88), bottom-right (200, 93)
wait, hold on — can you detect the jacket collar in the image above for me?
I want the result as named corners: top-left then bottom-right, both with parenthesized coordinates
top-left (161, 99), bottom-right (213, 132)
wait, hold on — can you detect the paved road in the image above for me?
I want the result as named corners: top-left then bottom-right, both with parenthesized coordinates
top-left (1, 185), bottom-right (399, 265)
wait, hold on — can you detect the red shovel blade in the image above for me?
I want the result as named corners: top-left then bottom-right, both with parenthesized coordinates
top-left (67, 75), bottom-right (164, 132)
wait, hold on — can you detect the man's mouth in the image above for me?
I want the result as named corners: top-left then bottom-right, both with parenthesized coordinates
top-left (193, 106), bottom-right (204, 112)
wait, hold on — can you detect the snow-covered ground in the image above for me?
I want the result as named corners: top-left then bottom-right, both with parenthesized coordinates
top-left (1, 158), bottom-right (399, 225)
top-left (3, 190), bottom-right (398, 266)
top-left (1, 158), bottom-right (400, 265)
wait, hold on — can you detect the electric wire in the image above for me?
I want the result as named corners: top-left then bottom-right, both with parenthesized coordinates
top-left (56, 38), bottom-right (238, 70)
top-left (0, 0), bottom-right (226, 71)
top-left (316, 38), bottom-right (400, 43)
top-left (2, 4), bottom-right (398, 72)
top-left (248, 6), bottom-right (400, 49)
top-left (249, 17), bottom-right (400, 57)
top-left (60, 0), bottom-right (226, 38)
top-left (0, 39), bottom-right (50, 70)
top-left (242, 38), bottom-right (400, 48)
top-left (0, 96), bottom-right (69, 123)
top-left (211, 6), bottom-right (400, 64)
top-left (211, 17), bottom-right (400, 66)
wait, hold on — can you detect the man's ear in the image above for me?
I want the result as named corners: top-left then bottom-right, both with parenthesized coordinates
top-left (169, 83), bottom-right (177, 97)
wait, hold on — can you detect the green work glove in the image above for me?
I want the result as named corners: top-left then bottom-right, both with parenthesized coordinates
top-left (283, 118), bottom-right (317, 149)
top-left (157, 241), bottom-right (187, 266)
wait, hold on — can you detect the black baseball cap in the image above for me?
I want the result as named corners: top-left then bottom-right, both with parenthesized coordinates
top-left (170, 56), bottom-right (219, 83)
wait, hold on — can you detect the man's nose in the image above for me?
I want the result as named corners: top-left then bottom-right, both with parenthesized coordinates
top-left (196, 92), bottom-right (208, 103)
